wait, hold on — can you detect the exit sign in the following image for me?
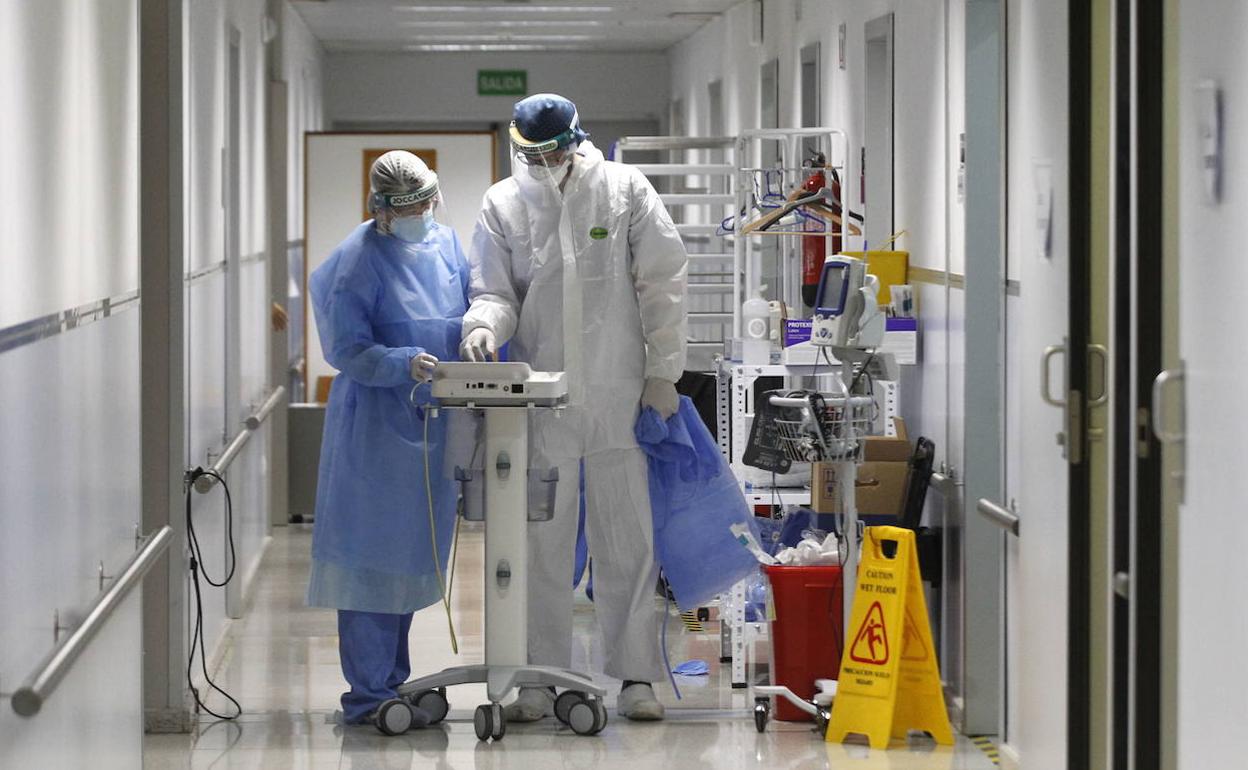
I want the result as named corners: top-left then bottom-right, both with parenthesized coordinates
top-left (478, 70), bottom-right (527, 96)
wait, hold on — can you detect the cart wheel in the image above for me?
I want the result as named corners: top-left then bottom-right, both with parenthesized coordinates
top-left (590, 699), bottom-right (608, 734)
top-left (473, 704), bottom-right (493, 742)
top-left (375, 698), bottom-right (414, 736)
top-left (410, 688), bottom-right (449, 725)
top-left (490, 703), bottom-right (506, 741)
top-left (554, 690), bottom-right (587, 725)
top-left (567, 700), bottom-right (603, 736)
top-left (814, 706), bottom-right (831, 735)
top-left (753, 699), bottom-right (770, 733)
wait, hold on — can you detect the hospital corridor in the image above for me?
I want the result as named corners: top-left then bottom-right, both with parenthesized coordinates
top-left (1, 1), bottom-right (1244, 769)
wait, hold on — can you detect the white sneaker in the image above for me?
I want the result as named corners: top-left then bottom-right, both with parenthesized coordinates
top-left (503, 687), bottom-right (554, 722)
top-left (617, 683), bottom-right (665, 721)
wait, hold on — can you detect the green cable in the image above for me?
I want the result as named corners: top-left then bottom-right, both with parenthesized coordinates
top-left (424, 410), bottom-right (459, 655)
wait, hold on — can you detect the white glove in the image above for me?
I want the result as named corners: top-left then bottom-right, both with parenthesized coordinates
top-left (460, 327), bottom-right (498, 362)
top-left (641, 377), bottom-right (679, 420)
top-left (411, 352), bottom-right (438, 383)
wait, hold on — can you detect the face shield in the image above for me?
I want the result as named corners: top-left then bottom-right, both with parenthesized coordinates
top-left (369, 174), bottom-right (447, 244)
top-left (509, 113), bottom-right (587, 192)
top-left (511, 145), bottom-right (577, 193)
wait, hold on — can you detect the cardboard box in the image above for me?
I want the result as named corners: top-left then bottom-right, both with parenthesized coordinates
top-left (810, 418), bottom-right (911, 516)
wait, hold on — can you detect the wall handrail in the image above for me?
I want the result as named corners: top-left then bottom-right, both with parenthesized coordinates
top-left (195, 386), bottom-right (285, 493)
top-left (245, 385), bottom-right (286, 430)
top-left (976, 498), bottom-right (1020, 536)
top-left (10, 526), bottom-right (174, 717)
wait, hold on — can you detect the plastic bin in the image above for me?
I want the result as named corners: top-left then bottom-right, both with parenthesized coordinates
top-left (763, 564), bottom-right (845, 721)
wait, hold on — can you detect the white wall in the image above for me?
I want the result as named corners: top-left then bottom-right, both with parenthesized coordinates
top-left (325, 51), bottom-right (670, 126)
top-left (302, 132), bottom-right (495, 387)
top-left (181, 0), bottom-right (320, 690)
top-left (668, 0), bottom-right (969, 699)
top-left (671, 0), bottom-right (958, 446)
top-left (0, 1), bottom-right (144, 766)
top-left (282, 1), bottom-right (327, 377)
top-left (0, 1), bottom-right (139, 326)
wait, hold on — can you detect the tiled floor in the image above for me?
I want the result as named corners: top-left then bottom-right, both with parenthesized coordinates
top-left (143, 525), bottom-right (997, 769)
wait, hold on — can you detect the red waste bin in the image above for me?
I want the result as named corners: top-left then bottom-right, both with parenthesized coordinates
top-left (763, 564), bottom-right (845, 722)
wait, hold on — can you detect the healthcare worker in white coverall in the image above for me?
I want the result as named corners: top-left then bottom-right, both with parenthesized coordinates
top-left (460, 93), bottom-right (687, 722)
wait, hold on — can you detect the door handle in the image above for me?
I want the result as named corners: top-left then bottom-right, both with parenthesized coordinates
top-left (1087, 344), bottom-right (1109, 407)
top-left (1042, 341), bottom-right (1082, 464)
top-left (1041, 344), bottom-right (1067, 407)
top-left (1151, 366), bottom-right (1185, 444)
top-left (1151, 364), bottom-right (1187, 502)
top-left (976, 498), bottom-right (1020, 536)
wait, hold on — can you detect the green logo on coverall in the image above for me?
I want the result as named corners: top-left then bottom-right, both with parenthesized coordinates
top-left (589, 227), bottom-right (609, 240)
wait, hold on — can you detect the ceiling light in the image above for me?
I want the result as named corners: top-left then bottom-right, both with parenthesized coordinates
top-left (403, 43), bottom-right (592, 51)
top-left (405, 33), bottom-right (597, 41)
top-left (395, 5), bottom-right (614, 12)
top-left (667, 12), bottom-right (723, 22)
top-left (400, 19), bottom-right (605, 27)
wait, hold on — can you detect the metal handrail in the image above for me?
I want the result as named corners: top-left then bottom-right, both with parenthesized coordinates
top-left (976, 498), bottom-right (1020, 536)
top-left (194, 428), bottom-right (250, 493)
top-left (10, 526), bottom-right (174, 717)
top-left (769, 394), bottom-right (876, 410)
top-left (195, 386), bottom-right (286, 493)
top-left (245, 385), bottom-right (286, 430)
top-left (616, 135), bottom-right (736, 151)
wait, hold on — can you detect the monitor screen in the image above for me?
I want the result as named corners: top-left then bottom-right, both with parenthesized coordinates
top-left (814, 262), bottom-right (850, 315)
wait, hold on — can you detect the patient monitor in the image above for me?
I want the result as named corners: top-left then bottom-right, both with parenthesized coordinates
top-left (810, 255), bottom-right (885, 350)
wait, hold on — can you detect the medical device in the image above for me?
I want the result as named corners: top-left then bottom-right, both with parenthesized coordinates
top-left (400, 362), bottom-right (608, 742)
top-left (810, 255), bottom-right (886, 351)
top-left (430, 362), bottom-right (568, 406)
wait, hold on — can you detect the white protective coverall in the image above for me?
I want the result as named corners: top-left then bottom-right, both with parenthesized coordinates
top-left (462, 141), bottom-right (687, 681)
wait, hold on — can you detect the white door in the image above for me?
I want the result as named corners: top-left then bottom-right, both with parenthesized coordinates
top-left (1172, 4), bottom-right (1248, 767)
top-left (1005, 0), bottom-right (1074, 765)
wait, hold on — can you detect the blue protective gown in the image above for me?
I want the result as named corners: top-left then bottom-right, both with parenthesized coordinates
top-left (635, 397), bottom-right (761, 610)
top-left (307, 220), bottom-right (469, 615)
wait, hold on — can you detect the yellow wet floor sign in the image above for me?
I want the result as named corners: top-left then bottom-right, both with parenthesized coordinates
top-left (826, 526), bottom-right (954, 749)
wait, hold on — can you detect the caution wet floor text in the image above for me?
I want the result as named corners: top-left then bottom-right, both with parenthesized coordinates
top-left (826, 526), bottom-right (954, 749)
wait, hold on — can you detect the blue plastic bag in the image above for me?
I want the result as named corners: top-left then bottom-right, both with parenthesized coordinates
top-left (672, 659), bottom-right (710, 676)
top-left (753, 507), bottom-right (817, 558)
top-left (636, 397), bottom-right (762, 610)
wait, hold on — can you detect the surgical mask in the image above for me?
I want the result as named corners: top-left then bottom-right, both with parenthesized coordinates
top-left (390, 210), bottom-right (434, 243)
top-left (526, 155), bottom-right (573, 187)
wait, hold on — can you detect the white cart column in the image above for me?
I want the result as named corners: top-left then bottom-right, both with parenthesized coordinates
top-left (484, 408), bottom-right (528, 667)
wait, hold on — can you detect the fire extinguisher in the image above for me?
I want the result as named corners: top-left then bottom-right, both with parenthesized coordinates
top-left (800, 155), bottom-right (842, 308)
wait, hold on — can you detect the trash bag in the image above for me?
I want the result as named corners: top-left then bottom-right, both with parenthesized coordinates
top-left (636, 396), bottom-right (762, 609)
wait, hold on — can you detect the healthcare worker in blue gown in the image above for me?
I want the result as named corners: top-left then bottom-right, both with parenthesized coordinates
top-left (307, 150), bottom-right (469, 733)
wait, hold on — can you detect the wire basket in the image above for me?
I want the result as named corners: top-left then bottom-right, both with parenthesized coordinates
top-left (769, 392), bottom-right (876, 463)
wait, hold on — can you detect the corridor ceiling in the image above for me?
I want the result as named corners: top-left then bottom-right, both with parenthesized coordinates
top-left (292, 0), bottom-right (740, 52)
